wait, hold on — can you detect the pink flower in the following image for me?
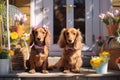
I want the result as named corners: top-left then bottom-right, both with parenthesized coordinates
top-left (43, 24), bottom-right (49, 31)
top-left (31, 25), bottom-right (37, 30)
top-left (21, 14), bottom-right (27, 23)
top-left (99, 13), bottom-right (106, 20)
top-left (113, 10), bottom-right (120, 16)
top-left (106, 12), bottom-right (114, 18)
top-left (14, 14), bottom-right (20, 21)
top-left (14, 13), bottom-right (27, 25)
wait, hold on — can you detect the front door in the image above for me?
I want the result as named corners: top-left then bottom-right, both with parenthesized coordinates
top-left (31, 0), bottom-right (93, 56)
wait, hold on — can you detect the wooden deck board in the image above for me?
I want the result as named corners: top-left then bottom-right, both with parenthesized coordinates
top-left (0, 68), bottom-right (119, 78)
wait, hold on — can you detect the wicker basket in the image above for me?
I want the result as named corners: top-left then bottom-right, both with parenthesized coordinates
top-left (11, 43), bottom-right (29, 70)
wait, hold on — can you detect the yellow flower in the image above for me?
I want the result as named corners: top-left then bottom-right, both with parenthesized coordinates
top-left (8, 50), bottom-right (14, 56)
top-left (99, 51), bottom-right (110, 58)
top-left (25, 37), bottom-right (29, 41)
top-left (10, 32), bottom-right (19, 39)
top-left (90, 57), bottom-right (105, 67)
top-left (0, 4), bottom-right (2, 9)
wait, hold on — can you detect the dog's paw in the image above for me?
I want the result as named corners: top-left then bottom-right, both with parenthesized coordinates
top-left (63, 70), bottom-right (70, 73)
top-left (72, 69), bottom-right (80, 73)
top-left (29, 69), bottom-right (36, 74)
top-left (42, 70), bottom-right (48, 74)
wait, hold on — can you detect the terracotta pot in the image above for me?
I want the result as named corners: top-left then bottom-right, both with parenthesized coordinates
top-left (106, 24), bottom-right (118, 36)
top-left (16, 25), bottom-right (24, 37)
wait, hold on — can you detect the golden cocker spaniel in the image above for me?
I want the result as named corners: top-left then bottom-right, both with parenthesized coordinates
top-left (29, 26), bottom-right (51, 73)
top-left (55, 28), bottom-right (83, 73)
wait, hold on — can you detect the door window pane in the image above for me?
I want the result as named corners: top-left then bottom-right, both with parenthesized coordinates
top-left (54, 0), bottom-right (66, 43)
top-left (74, 0), bottom-right (85, 42)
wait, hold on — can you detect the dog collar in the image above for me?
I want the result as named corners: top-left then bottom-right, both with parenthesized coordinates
top-left (65, 45), bottom-right (75, 51)
top-left (34, 45), bottom-right (44, 49)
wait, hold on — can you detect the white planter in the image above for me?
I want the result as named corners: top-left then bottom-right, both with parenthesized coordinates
top-left (0, 59), bottom-right (10, 75)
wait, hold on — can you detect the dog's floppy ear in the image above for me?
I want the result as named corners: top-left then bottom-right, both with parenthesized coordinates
top-left (29, 30), bottom-right (34, 46)
top-left (58, 28), bottom-right (66, 48)
top-left (74, 29), bottom-right (83, 50)
top-left (45, 29), bottom-right (51, 47)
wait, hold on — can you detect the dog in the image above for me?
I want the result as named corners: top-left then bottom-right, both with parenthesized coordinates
top-left (55, 28), bottom-right (83, 73)
top-left (28, 26), bottom-right (51, 73)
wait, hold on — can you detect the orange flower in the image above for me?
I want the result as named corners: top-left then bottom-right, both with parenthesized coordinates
top-left (115, 57), bottom-right (120, 64)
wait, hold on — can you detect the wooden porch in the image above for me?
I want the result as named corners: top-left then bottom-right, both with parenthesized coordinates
top-left (0, 57), bottom-right (120, 80)
top-left (0, 67), bottom-right (120, 80)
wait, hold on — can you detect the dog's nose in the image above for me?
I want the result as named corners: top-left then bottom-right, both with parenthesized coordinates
top-left (68, 39), bottom-right (72, 43)
top-left (37, 37), bottom-right (41, 41)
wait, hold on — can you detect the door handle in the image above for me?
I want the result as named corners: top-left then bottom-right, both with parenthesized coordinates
top-left (63, 4), bottom-right (76, 8)
top-left (40, 7), bottom-right (47, 13)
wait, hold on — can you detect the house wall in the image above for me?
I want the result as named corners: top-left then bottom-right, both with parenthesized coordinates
top-left (113, 0), bottom-right (120, 9)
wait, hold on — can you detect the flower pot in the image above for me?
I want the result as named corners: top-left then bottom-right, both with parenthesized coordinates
top-left (16, 25), bottom-right (24, 37)
top-left (106, 24), bottom-right (118, 36)
top-left (96, 61), bottom-right (108, 74)
top-left (0, 59), bottom-right (10, 75)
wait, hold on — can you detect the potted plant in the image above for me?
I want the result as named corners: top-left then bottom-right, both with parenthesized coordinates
top-left (90, 51), bottom-right (110, 74)
top-left (0, 47), bottom-right (14, 75)
top-left (12, 13), bottom-right (27, 37)
top-left (99, 9), bottom-right (120, 36)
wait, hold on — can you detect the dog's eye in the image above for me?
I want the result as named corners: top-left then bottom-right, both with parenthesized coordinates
top-left (73, 33), bottom-right (76, 35)
top-left (35, 31), bottom-right (38, 34)
top-left (66, 32), bottom-right (69, 35)
top-left (42, 31), bottom-right (45, 34)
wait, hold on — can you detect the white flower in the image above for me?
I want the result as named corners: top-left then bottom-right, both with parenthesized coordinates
top-left (116, 37), bottom-right (120, 43)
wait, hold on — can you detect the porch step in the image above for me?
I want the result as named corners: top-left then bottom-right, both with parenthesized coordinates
top-left (0, 68), bottom-right (120, 80)
top-left (0, 57), bottom-right (120, 80)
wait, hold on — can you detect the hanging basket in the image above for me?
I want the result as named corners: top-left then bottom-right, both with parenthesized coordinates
top-left (106, 24), bottom-right (118, 36)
